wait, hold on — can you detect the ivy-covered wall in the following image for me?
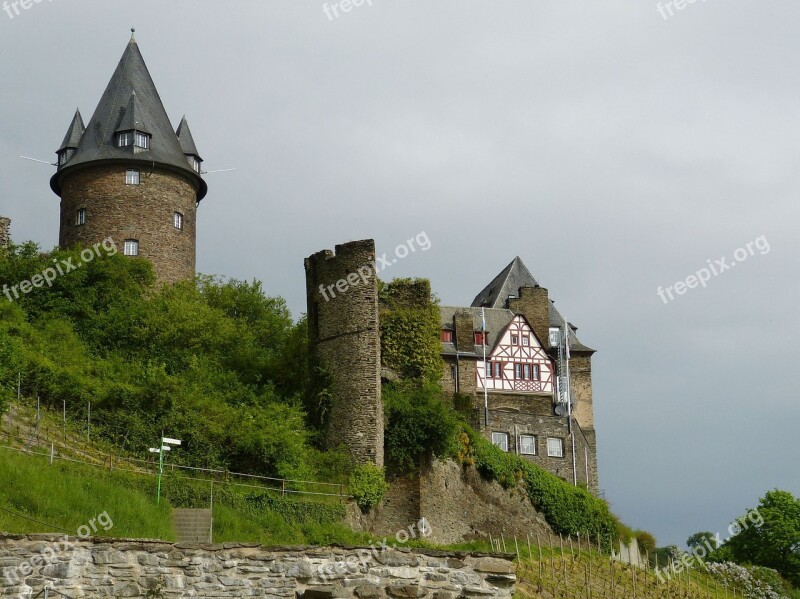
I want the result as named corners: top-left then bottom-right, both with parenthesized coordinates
top-left (379, 278), bottom-right (443, 382)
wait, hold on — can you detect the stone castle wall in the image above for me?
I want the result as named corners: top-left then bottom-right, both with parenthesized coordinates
top-left (0, 217), bottom-right (9, 247)
top-left (351, 461), bottom-right (553, 546)
top-left (58, 165), bottom-right (198, 285)
top-left (0, 535), bottom-right (515, 598)
top-left (305, 240), bottom-right (383, 466)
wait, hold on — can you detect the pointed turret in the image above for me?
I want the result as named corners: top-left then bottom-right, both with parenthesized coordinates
top-left (50, 34), bottom-right (206, 201)
top-left (176, 116), bottom-right (202, 172)
top-left (56, 109), bottom-right (85, 166)
top-left (50, 33), bottom-right (208, 285)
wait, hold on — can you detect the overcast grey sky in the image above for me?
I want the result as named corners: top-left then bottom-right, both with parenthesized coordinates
top-left (2, 1), bottom-right (798, 547)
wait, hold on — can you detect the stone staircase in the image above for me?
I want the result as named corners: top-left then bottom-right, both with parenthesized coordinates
top-left (172, 508), bottom-right (213, 543)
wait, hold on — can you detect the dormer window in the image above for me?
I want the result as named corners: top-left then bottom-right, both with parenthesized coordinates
top-left (187, 155), bottom-right (201, 173)
top-left (549, 328), bottom-right (561, 348)
top-left (58, 148), bottom-right (76, 166)
top-left (440, 330), bottom-right (453, 343)
top-left (118, 132), bottom-right (133, 147)
top-left (474, 332), bottom-right (487, 346)
top-left (135, 132), bottom-right (149, 149)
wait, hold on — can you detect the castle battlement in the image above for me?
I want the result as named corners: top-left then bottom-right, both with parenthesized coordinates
top-left (304, 240), bottom-right (384, 467)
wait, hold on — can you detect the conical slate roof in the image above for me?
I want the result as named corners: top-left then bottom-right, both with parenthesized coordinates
top-left (176, 116), bottom-right (201, 159)
top-left (471, 256), bottom-right (538, 309)
top-left (58, 109), bottom-right (85, 152)
top-left (51, 36), bottom-right (206, 201)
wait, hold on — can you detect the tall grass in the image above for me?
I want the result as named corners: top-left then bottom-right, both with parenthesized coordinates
top-left (0, 447), bottom-right (173, 539)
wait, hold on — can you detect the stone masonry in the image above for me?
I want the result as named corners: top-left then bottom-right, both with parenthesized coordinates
top-left (0, 535), bottom-right (516, 598)
top-left (0, 217), bottom-right (9, 247)
top-left (305, 240), bottom-right (384, 467)
top-left (59, 165), bottom-right (198, 285)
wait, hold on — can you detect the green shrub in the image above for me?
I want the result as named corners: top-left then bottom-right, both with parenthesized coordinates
top-left (461, 426), bottom-right (618, 542)
top-left (383, 381), bottom-right (460, 472)
top-left (349, 463), bottom-right (389, 513)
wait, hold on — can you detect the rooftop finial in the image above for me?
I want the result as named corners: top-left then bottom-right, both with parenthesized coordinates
top-left (130, 28), bottom-right (136, 42)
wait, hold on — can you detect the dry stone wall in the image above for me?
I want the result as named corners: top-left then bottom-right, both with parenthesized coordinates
top-left (0, 535), bottom-right (515, 599)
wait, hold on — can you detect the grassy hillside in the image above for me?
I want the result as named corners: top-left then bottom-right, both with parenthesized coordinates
top-left (0, 442), bottom-right (369, 546)
top-left (514, 542), bottom-right (756, 599)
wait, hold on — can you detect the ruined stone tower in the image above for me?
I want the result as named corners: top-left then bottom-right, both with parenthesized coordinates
top-left (304, 240), bottom-right (384, 467)
top-left (0, 217), bottom-right (10, 247)
top-left (49, 31), bottom-right (207, 284)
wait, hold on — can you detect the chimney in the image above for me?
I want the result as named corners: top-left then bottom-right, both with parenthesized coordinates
top-left (508, 286), bottom-right (550, 346)
top-left (454, 310), bottom-right (475, 352)
top-left (0, 217), bottom-right (10, 248)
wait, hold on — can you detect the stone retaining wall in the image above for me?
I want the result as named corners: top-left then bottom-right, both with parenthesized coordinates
top-left (0, 536), bottom-right (516, 598)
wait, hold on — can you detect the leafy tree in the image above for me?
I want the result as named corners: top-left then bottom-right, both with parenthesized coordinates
top-left (688, 531), bottom-right (717, 551)
top-left (724, 490), bottom-right (800, 587)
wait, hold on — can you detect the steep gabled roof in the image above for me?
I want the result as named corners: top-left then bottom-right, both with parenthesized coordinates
top-left (115, 91), bottom-right (151, 134)
top-left (57, 109), bottom-right (85, 152)
top-left (176, 115), bottom-right (201, 159)
top-left (51, 36), bottom-right (206, 200)
top-left (471, 256), bottom-right (538, 309)
top-left (468, 256), bottom-right (595, 353)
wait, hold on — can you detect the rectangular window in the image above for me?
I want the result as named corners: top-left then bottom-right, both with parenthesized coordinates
top-left (533, 364), bottom-right (541, 381)
top-left (474, 332), bottom-right (487, 346)
top-left (485, 362), bottom-right (492, 378)
top-left (523, 364), bottom-right (531, 380)
top-left (493, 362), bottom-right (502, 378)
top-left (135, 132), bottom-right (149, 149)
top-left (440, 330), bottom-right (454, 343)
top-left (522, 336), bottom-right (530, 346)
top-left (511, 334), bottom-right (519, 345)
top-left (75, 208), bottom-right (86, 226)
top-left (549, 328), bottom-right (560, 348)
top-left (173, 212), bottom-right (184, 230)
top-left (491, 432), bottom-right (509, 452)
top-left (514, 363), bottom-right (522, 379)
top-left (520, 435), bottom-right (536, 455)
top-left (188, 156), bottom-right (200, 172)
top-left (117, 132), bottom-right (132, 147)
top-left (547, 438), bottom-right (564, 458)
top-left (126, 169), bottom-right (140, 185)
top-left (123, 239), bottom-right (139, 257)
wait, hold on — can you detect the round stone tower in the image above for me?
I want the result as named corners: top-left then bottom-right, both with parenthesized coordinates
top-left (49, 31), bottom-right (207, 285)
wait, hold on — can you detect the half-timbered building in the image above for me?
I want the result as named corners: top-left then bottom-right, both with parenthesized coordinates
top-left (440, 257), bottom-right (599, 494)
